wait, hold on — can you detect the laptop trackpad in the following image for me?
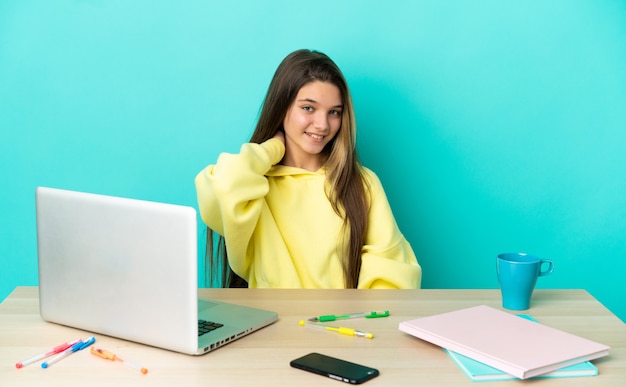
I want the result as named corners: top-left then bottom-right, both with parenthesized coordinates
top-left (198, 299), bottom-right (218, 312)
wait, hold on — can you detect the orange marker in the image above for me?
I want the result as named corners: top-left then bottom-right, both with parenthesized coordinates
top-left (90, 347), bottom-right (148, 374)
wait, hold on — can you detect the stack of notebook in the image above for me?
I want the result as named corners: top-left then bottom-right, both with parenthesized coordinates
top-left (398, 305), bottom-right (610, 381)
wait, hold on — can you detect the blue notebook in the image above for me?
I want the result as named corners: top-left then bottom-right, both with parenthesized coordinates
top-left (445, 314), bottom-right (598, 381)
top-left (446, 349), bottom-right (598, 381)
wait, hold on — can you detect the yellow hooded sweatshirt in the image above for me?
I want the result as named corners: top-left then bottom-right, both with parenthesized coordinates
top-left (195, 138), bottom-right (421, 289)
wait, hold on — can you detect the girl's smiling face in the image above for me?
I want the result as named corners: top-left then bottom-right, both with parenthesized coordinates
top-left (282, 81), bottom-right (343, 171)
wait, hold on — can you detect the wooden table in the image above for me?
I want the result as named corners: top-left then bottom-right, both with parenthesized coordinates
top-left (1, 287), bottom-right (624, 386)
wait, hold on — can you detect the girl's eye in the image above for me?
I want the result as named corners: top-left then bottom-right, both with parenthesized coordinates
top-left (330, 110), bottom-right (342, 116)
top-left (302, 106), bottom-right (314, 112)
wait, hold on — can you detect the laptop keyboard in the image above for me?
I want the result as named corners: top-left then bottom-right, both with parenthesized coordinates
top-left (198, 319), bottom-right (224, 336)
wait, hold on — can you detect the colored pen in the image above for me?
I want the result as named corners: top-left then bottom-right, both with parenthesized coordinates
top-left (41, 336), bottom-right (96, 368)
top-left (15, 339), bottom-right (81, 368)
top-left (299, 320), bottom-right (374, 339)
top-left (90, 347), bottom-right (148, 375)
top-left (308, 310), bottom-right (389, 322)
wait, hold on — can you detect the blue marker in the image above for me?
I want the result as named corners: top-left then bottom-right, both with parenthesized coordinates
top-left (42, 336), bottom-right (96, 368)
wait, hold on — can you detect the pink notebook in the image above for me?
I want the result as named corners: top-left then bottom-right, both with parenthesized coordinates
top-left (399, 305), bottom-right (610, 379)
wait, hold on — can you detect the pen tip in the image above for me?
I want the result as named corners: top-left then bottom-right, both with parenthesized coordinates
top-left (15, 362), bottom-right (23, 369)
top-left (141, 368), bottom-right (148, 374)
top-left (299, 320), bottom-right (305, 326)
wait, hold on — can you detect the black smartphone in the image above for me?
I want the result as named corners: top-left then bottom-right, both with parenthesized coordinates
top-left (290, 352), bottom-right (380, 384)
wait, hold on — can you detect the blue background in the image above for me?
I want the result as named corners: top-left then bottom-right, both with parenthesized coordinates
top-left (1, 1), bottom-right (625, 322)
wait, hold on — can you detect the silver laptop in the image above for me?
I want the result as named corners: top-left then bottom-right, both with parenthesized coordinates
top-left (36, 186), bottom-right (277, 355)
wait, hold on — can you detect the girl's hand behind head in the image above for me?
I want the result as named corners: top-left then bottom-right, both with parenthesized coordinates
top-left (273, 130), bottom-right (285, 145)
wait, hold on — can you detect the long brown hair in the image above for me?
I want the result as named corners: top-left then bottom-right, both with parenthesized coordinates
top-left (207, 49), bottom-right (369, 288)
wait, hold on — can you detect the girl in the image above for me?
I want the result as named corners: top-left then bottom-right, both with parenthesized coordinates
top-left (195, 49), bottom-right (421, 288)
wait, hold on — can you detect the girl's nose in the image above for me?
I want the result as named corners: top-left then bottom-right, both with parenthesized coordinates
top-left (314, 112), bottom-right (329, 131)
